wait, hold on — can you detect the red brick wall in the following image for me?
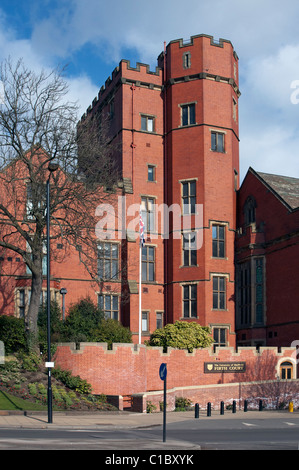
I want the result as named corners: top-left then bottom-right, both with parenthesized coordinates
top-left (54, 343), bottom-right (296, 400)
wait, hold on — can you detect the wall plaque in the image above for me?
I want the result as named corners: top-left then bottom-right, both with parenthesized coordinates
top-left (204, 361), bottom-right (246, 373)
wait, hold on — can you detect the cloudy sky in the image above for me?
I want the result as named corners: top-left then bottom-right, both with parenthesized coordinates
top-left (0, 0), bottom-right (298, 182)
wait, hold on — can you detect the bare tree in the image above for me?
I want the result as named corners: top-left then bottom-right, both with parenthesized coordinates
top-left (0, 58), bottom-right (119, 349)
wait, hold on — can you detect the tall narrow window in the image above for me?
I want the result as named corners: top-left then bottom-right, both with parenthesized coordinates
top-left (183, 52), bottom-right (191, 69)
top-left (142, 312), bottom-right (149, 332)
top-left (213, 276), bottom-right (226, 310)
top-left (182, 180), bottom-right (196, 215)
top-left (183, 284), bottom-right (197, 318)
top-left (212, 225), bottom-right (225, 258)
top-left (181, 103), bottom-right (195, 126)
top-left (97, 243), bottom-right (119, 280)
top-left (255, 258), bottom-right (264, 324)
top-left (98, 294), bottom-right (119, 320)
top-left (156, 312), bottom-right (163, 329)
top-left (244, 196), bottom-right (256, 225)
top-left (211, 131), bottom-right (225, 152)
top-left (237, 262), bottom-right (251, 326)
top-left (142, 245), bottom-right (155, 282)
top-left (141, 197), bottom-right (155, 233)
top-left (147, 165), bottom-right (155, 182)
top-left (182, 232), bottom-right (197, 266)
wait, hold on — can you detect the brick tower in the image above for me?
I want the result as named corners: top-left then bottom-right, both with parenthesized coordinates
top-left (159, 35), bottom-right (240, 348)
top-left (79, 34), bottom-right (240, 346)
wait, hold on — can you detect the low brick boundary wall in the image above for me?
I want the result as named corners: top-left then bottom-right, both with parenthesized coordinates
top-left (53, 343), bottom-right (297, 411)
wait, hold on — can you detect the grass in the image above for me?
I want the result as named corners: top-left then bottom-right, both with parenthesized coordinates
top-left (0, 354), bottom-right (117, 412)
top-left (0, 389), bottom-right (47, 411)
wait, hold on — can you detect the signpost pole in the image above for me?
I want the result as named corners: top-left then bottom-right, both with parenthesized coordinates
top-left (163, 374), bottom-right (166, 442)
top-left (159, 363), bottom-right (167, 443)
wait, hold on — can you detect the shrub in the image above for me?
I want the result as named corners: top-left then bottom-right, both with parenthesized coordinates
top-left (52, 366), bottom-right (92, 394)
top-left (175, 397), bottom-right (192, 411)
top-left (146, 401), bottom-right (157, 413)
top-left (92, 318), bottom-right (132, 347)
top-left (62, 297), bottom-right (104, 343)
top-left (0, 316), bottom-right (27, 353)
top-left (145, 321), bottom-right (214, 352)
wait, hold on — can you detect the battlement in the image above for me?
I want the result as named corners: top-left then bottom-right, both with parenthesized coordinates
top-left (168, 33), bottom-right (239, 59)
top-left (54, 342), bottom-right (296, 397)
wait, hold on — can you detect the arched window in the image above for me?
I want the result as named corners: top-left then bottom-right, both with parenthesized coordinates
top-left (280, 361), bottom-right (293, 380)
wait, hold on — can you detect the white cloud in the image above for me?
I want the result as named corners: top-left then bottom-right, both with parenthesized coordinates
top-left (2, 0), bottom-right (299, 181)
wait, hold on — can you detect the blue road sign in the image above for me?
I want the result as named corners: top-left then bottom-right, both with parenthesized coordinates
top-left (159, 363), bottom-right (167, 381)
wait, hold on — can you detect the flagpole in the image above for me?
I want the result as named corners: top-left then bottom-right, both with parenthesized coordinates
top-left (139, 207), bottom-right (144, 345)
top-left (139, 238), bottom-right (142, 344)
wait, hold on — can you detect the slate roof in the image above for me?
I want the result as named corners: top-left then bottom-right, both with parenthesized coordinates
top-left (250, 168), bottom-right (299, 210)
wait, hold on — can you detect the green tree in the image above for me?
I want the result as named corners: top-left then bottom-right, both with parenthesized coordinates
top-left (62, 297), bottom-right (104, 342)
top-left (145, 321), bottom-right (214, 352)
top-left (0, 315), bottom-right (27, 353)
top-left (37, 300), bottom-right (63, 348)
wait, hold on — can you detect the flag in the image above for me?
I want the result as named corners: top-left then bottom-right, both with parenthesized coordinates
top-left (139, 210), bottom-right (145, 247)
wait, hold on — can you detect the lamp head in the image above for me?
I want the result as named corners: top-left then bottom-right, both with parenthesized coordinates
top-left (48, 162), bottom-right (59, 172)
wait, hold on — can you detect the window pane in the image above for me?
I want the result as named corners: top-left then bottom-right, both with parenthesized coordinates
top-left (213, 292), bottom-right (218, 309)
top-left (190, 181), bottom-right (196, 196)
top-left (183, 301), bottom-right (189, 317)
top-left (191, 249), bottom-right (197, 266)
top-left (142, 261), bottom-right (147, 281)
top-left (212, 240), bottom-right (218, 257)
top-left (148, 247), bottom-right (154, 261)
top-left (189, 103), bottom-right (195, 124)
top-left (218, 133), bottom-right (224, 152)
top-left (105, 296), bottom-right (111, 311)
top-left (148, 166), bottom-right (154, 181)
top-left (191, 300), bottom-right (197, 317)
top-left (183, 285), bottom-right (189, 300)
top-left (112, 260), bottom-right (118, 279)
top-left (219, 241), bottom-right (225, 258)
top-left (148, 118), bottom-right (154, 132)
top-left (182, 106), bottom-right (188, 126)
top-left (220, 292), bottom-right (225, 309)
top-left (211, 132), bottom-right (216, 150)
top-left (112, 296), bottom-right (118, 310)
top-left (142, 312), bottom-right (148, 331)
top-left (141, 116), bottom-right (147, 131)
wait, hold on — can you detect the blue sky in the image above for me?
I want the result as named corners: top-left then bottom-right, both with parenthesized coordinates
top-left (0, 0), bottom-right (299, 182)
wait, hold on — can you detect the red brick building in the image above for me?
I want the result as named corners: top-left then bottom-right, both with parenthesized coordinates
top-left (235, 167), bottom-right (299, 348)
top-left (78, 33), bottom-right (240, 345)
top-left (1, 34), bottom-right (241, 346)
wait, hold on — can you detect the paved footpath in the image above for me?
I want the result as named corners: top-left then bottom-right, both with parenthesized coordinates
top-left (0, 408), bottom-right (297, 429)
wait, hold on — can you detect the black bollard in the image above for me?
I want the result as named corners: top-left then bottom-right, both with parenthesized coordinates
top-left (207, 402), bottom-right (211, 416)
top-left (259, 399), bottom-right (263, 411)
top-left (195, 403), bottom-right (199, 419)
top-left (244, 400), bottom-right (248, 412)
top-left (232, 400), bottom-right (236, 413)
top-left (220, 401), bottom-right (224, 415)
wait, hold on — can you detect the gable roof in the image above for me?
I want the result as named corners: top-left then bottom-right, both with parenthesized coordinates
top-left (248, 167), bottom-right (299, 211)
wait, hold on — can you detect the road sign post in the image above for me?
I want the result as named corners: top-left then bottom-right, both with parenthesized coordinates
top-left (159, 363), bottom-right (167, 442)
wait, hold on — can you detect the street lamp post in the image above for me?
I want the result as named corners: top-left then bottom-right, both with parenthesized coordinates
top-left (46, 162), bottom-right (58, 424)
